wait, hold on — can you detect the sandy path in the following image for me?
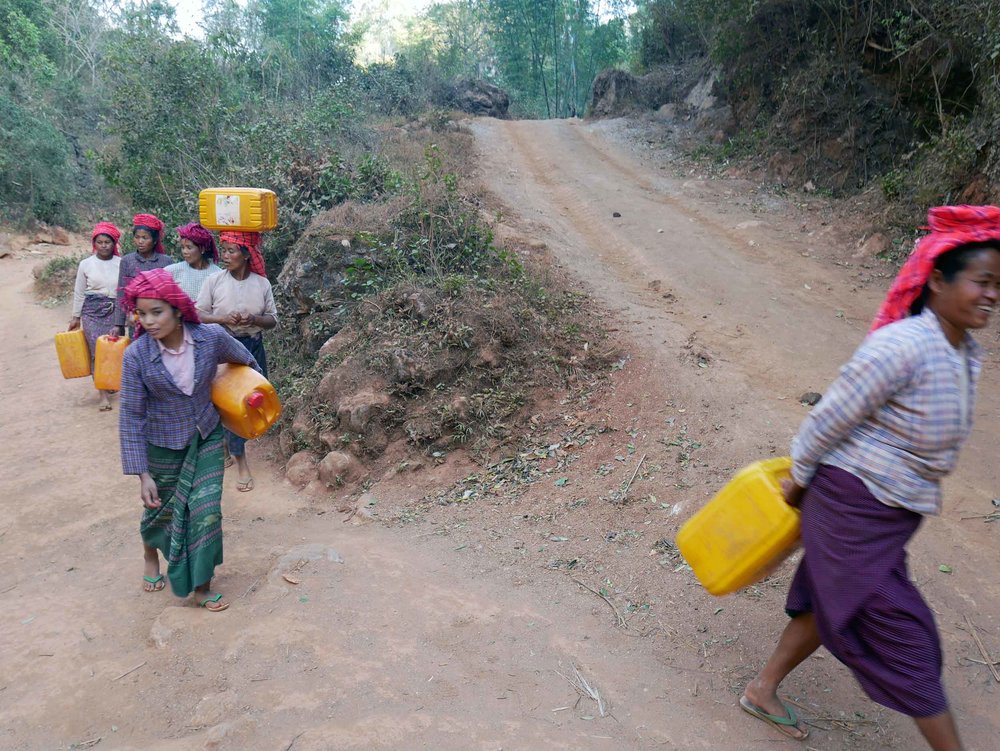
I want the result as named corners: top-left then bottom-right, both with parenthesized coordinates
top-left (468, 116), bottom-right (1000, 749)
top-left (0, 252), bottom-right (757, 750)
top-left (2, 115), bottom-right (999, 751)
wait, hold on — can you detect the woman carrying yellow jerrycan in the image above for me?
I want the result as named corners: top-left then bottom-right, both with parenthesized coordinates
top-left (118, 268), bottom-right (262, 609)
top-left (740, 205), bottom-right (1000, 751)
top-left (67, 221), bottom-right (122, 411)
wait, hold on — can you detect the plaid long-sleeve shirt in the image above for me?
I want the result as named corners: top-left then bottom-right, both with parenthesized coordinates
top-left (791, 307), bottom-right (982, 516)
top-left (113, 251), bottom-right (173, 326)
top-left (119, 323), bottom-right (260, 475)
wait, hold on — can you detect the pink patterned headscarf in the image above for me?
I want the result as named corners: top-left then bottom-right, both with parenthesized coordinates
top-left (870, 205), bottom-right (1000, 332)
top-left (176, 222), bottom-right (218, 262)
top-left (91, 221), bottom-right (121, 256)
top-left (219, 230), bottom-right (266, 276)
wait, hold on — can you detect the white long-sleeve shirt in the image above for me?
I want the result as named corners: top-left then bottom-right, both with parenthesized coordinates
top-left (72, 255), bottom-right (121, 317)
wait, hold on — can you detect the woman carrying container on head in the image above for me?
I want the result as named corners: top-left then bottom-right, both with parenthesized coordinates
top-left (119, 268), bottom-right (261, 609)
top-left (113, 213), bottom-right (173, 337)
top-left (740, 205), bottom-right (1000, 751)
top-left (165, 222), bottom-right (222, 302)
top-left (196, 231), bottom-right (277, 493)
top-left (68, 221), bottom-right (123, 411)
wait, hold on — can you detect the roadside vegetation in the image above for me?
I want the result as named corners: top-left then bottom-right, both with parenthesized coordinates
top-left (626, 1), bottom-right (1000, 239)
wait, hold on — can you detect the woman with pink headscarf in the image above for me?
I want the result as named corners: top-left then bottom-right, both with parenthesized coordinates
top-left (119, 268), bottom-right (260, 610)
top-left (165, 222), bottom-right (221, 301)
top-left (68, 221), bottom-right (122, 411)
top-left (740, 206), bottom-right (1000, 750)
top-left (113, 213), bottom-right (173, 337)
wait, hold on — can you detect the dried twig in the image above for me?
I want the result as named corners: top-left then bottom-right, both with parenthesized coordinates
top-left (285, 731), bottom-right (304, 750)
top-left (621, 453), bottom-right (646, 500)
top-left (72, 737), bottom-right (102, 749)
top-left (240, 574), bottom-right (264, 599)
top-left (965, 615), bottom-right (1000, 683)
top-left (113, 661), bottom-right (146, 681)
top-left (556, 664), bottom-right (607, 717)
top-left (571, 578), bottom-right (627, 629)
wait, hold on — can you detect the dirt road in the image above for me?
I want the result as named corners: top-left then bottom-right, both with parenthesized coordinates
top-left (1, 116), bottom-right (998, 750)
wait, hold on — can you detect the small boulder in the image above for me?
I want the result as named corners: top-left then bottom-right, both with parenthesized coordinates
top-left (51, 226), bottom-right (71, 246)
top-left (318, 328), bottom-right (355, 359)
top-left (336, 389), bottom-right (391, 432)
top-left (285, 451), bottom-right (320, 488)
top-left (149, 606), bottom-right (204, 648)
top-left (799, 392), bottom-right (822, 406)
top-left (317, 451), bottom-right (364, 486)
top-left (855, 232), bottom-right (890, 258)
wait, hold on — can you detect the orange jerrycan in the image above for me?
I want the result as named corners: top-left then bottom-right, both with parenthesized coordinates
top-left (211, 364), bottom-right (282, 439)
top-left (55, 329), bottom-right (91, 378)
top-left (675, 457), bottom-right (799, 596)
top-left (198, 187), bottom-right (278, 231)
top-left (93, 335), bottom-right (130, 390)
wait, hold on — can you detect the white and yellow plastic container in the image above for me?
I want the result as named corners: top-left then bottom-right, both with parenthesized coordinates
top-left (198, 187), bottom-right (278, 231)
top-left (676, 457), bottom-right (800, 596)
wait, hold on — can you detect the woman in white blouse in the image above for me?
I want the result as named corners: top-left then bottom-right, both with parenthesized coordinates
top-left (196, 231), bottom-right (277, 491)
top-left (68, 221), bottom-right (123, 411)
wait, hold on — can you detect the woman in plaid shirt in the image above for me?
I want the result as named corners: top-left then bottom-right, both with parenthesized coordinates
top-left (740, 206), bottom-right (1000, 750)
top-left (119, 269), bottom-right (260, 611)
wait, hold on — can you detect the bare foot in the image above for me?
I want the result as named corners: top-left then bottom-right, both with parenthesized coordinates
top-left (741, 679), bottom-right (808, 740)
top-left (98, 393), bottom-right (112, 411)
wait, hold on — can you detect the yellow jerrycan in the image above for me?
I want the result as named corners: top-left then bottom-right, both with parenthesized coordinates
top-left (93, 335), bottom-right (130, 390)
top-left (198, 187), bottom-right (278, 231)
top-left (211, 363), bottom-right (282, 439)
top-left (55, 329), bottom-right (91, 379)
top-left (675, 457), bottom-right (800, 596)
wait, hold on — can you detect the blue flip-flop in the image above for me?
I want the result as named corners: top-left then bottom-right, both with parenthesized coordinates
top-left (739, 695), bottom-right (809, 740)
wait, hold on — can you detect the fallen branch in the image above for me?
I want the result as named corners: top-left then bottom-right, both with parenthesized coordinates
top-left (965, 615), bottom-right (1000, 683)
top-left (572, 578), bottom-right (627, 629)
top-left (113, 661), bottom-right (146, 681)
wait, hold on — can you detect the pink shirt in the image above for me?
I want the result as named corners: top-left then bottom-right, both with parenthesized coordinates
top-left (156, 328), bottom-right (195, 396)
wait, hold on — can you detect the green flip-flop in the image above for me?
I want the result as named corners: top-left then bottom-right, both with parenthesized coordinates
top-left (142, 574), bottom-right (165, 592)
top-left (739, 695), bottom-right (809, 740)
top-left (198, 593), bottom-right (230, 612)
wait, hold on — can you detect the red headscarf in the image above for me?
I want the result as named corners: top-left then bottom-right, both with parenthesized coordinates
top-left (870, 205), bottom-right (1000, 332)
top-left (176, 222), bottom-right (218, 262)
top-left (123, 269), bottom-right (201, 336)
top-left (132, 212), bottom-right (166, 254)
top-left (91, 221), bottom-right (121, 256)
top-left (219, 230), bottom-right (266, 276)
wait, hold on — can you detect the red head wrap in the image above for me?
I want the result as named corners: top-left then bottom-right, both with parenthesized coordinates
top-left (219, 230), bottom-right (266, 276)
top-left (176, 222), bottom-right (218, 262)
top-left (870, 205), bottom-right (1000, 332)
top-left (132, 213), bottom-right (166, 254)
top-left (123, 268), bottom-right (201, 336)
top-left (91, 221), bottom-right (122, 256)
